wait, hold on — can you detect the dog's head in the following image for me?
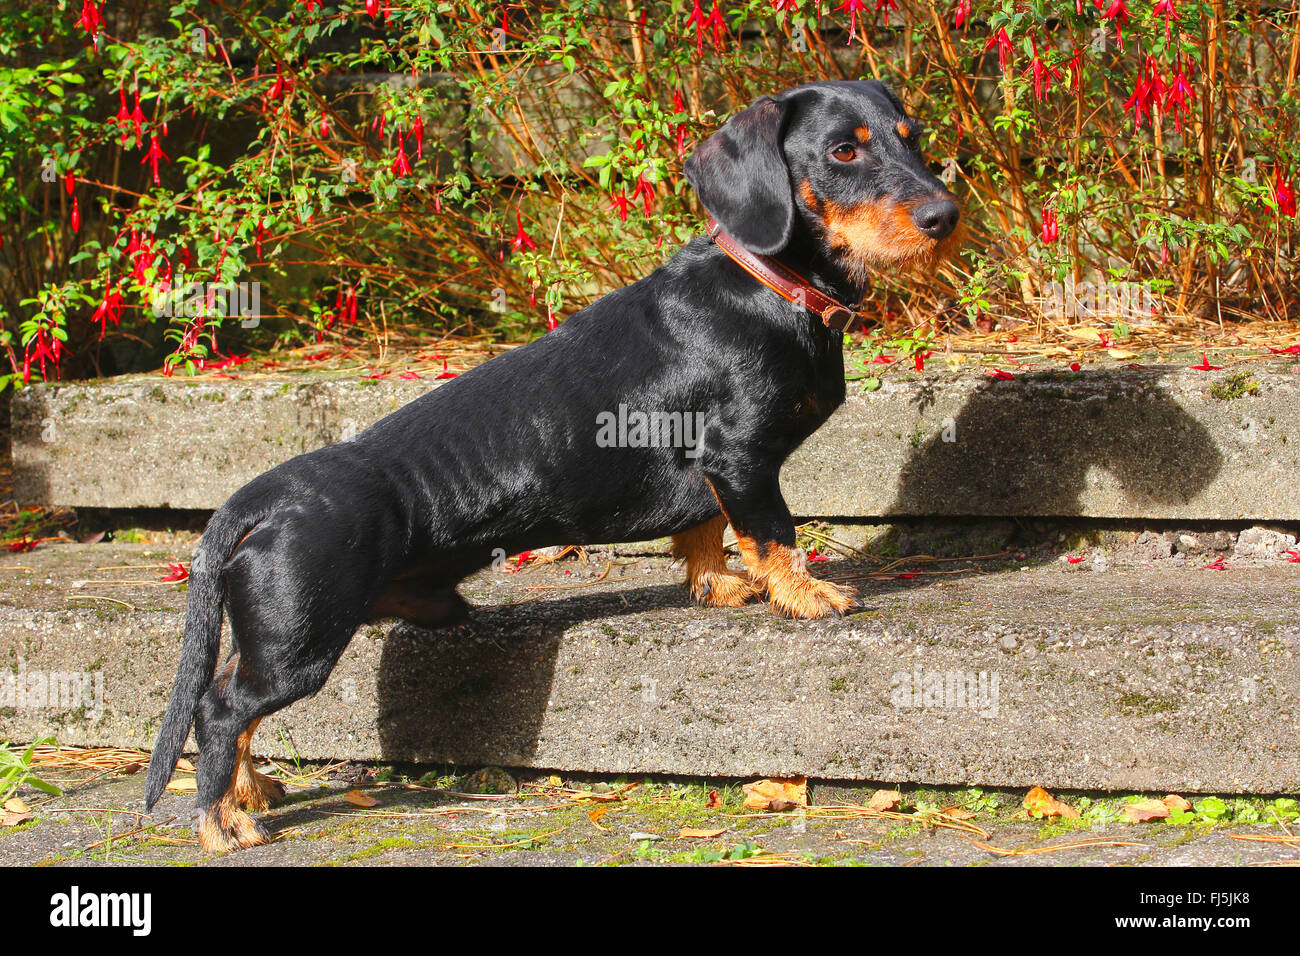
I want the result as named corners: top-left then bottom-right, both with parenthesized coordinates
top-left (685, 81), bottom-right (963, 279)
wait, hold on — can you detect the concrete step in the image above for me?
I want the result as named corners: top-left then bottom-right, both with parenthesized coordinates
top-left (2, 542), bottom-right (1297, 792)
top-left (12, 362), bottom-right (1300, 518)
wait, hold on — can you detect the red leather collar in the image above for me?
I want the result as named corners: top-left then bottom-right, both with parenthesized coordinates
top-left (706, 218), bottom-right (857, 332)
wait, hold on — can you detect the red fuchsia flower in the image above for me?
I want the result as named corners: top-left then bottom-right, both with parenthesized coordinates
top-left (1283, 550), bottom-right (1300, 563)
top-left (985, 28), bottom-right (1014, 73)
top-left (1275, 168), bottom-right (1298, 219)
top-left (1070, 361), bottom-right (1081, 371)
top-left (1203, 555), bottom-right (1226, 571)
top-left (302, 0), bottom-right (320, 9)
top-left (267, 67), bottom-right (286, 100)
top-left (410, 115), bottom-right (425, 159)
top-left (1152, 0), bottom-right (1179, 42)
top-left (1022, 39), bottom-right (1064, 101)
top-left (23, 325), bottom-right (62, 384)
top-left (371, 111), bottom-right (386, 138)
top-left (1100, 0), bottom-right (1132, 51)
top-left (511, 211), bottom-right (537, 252)
top-left (685, 0), bottom-right (723, 55)
top-left (954, 0), bottom-right (970, 29)
top-left (1190, 352), bottom-right (1222, 371)
top-left (1123, 59), bottom-right (1161, 130)
top-left (255, 219), bottom-right (267, 260)
top-left (987, 369), bottom-right (1015, 380)
top-left (365, 0), bottom-right (380, 17)
top-left (1268, 344), bottom-right (1300, 354)
top-left (115, 86), bottom-right (131, 143)
top-left (1040, 204), bottom-right (1059, 243)
top-left (320, 113), bottom-right (331, 137)
top-left (1066, 554), bottom-right (1084, 563)
top-left (705, 0), bottom-right (726, 49)
top-left (92, 281), bottom-right (124, 336)
top-left (392, 133), bottom-right (412, 177)
top-left (160, 562), bottom-right (189, 582)
top-left (130, 89), bottom-right (146, 143)
top-left (875, 0), bottom-right (899, 14)
top-left (672, 87), bottom-right (689, 159)
top-left (7, 538), bottom-right (37, 554)
top-left (346, 287), bottom-right (358, 324)
top-left (772, 0), bottom-right (800, 14)
top-left (435, 360), bottom-right (458, 379)
top-left (1164, 58), bottom-right (1195, 133)
top-left (64, 173), bottom-right (76, 195)
top-left (142, 133), bottom-right (168, 184)
top-left (806, 547), bottom-right (829, 562)
top-left (70, 196), bottom-right (81, 233)
top-left (632, 171), bottom-right (656, 216)
top-left (76, 0), bottom-right (103, 41)
top-left (609, 191), bottom-right (632, 222)
top-left (547, 303), bottom-right (558, 332)
top-left (1068, 48), bottom-right (1084, 91)
top-left (840, 0), bottom-right (869, 43)
top-left (914, 350), bottom-right (930, 372)
top-left (398, 370), bottom-right (420, 380)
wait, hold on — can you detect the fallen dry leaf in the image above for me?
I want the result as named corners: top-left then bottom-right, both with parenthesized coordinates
top-left (679, 826), bottom-right (728, 839)
top-left (743, 777), bottom-right (808, 812)
top-left (165, 777), bottom-right (197, 793)
top-left (1124, 799), bottom-right (1171, 824)
top-left (1024, 786), bottom-right (1081, 820)
top-left (4, 797), bottom-right (30, 814)
top-left (1107, 348), bottom-right (1139, 359)
top-left (868, 789), bottom-right (902, 812)
top-left (1, 811), bottom-right (34, 828)
top-left (941, 805), bottom-right (978, 821)
top-left (176, 757), bottom-right (196, 772)
top-left (1163, 794), bottom-right (1193, 812)
top-left (344, 789), bottom-right (378, 808)
top-left (587, 806), bottom-right (608, 825)
top-left (705, 789), bottom-right (722, 809)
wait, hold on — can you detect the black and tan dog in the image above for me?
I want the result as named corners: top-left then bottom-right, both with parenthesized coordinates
top-left (145, 80), bottom-right (961, 851)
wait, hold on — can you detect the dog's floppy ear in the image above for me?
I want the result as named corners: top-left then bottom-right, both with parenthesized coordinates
top-left (684, 96), bottom-right (794, 255)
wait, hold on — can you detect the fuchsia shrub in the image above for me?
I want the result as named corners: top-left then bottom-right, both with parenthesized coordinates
top-left (0, 0), bottom-right (1297, 383)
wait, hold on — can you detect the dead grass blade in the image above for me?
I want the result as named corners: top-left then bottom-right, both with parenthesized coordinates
top-left (970, 838), bottom-right (1141, 856)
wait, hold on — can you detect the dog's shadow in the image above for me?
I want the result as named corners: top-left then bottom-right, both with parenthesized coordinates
top-left (373, 368), bottom-right (1224, 768)
top-left (885, 368), bottom-right (1222, 517)
top-left (375, 582), bottom-right (690, 767)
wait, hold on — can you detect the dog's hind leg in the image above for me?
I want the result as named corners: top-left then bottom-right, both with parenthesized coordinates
top-left (672, 514), bottom-right (758, 608)
top-left (193, 635), bottom-right (345, 852)
top-left (231, 717), bottom-right (284, 812)
top-left (193, 659), bottom-right (274, 853)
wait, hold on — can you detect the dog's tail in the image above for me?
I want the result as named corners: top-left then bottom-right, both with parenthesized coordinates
top-left (144, 507), bottom-right (259, 810)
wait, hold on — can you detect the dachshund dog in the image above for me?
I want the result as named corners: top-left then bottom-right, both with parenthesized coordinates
top-left (145, 80), bottom-right (961, 851)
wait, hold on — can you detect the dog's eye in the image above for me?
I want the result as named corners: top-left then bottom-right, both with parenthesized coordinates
top-left (830, 144), bottom-right (857, 162)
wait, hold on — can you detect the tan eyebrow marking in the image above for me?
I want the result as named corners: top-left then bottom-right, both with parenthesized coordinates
top-left (896, 121), bottom-right (912, 138)
top-left (854, 125), bottom-right (871, 143)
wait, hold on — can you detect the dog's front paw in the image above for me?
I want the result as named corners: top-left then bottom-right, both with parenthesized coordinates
top-left (691, 568), bottom-right (759, 608)
top-left (765, 574), bottom-right (857, 620)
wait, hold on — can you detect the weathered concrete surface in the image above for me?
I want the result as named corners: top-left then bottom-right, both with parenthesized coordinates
top-left (11, 364), bottom-right (1299, 518)
top-left (3, 542), bottom-right (1298, 792)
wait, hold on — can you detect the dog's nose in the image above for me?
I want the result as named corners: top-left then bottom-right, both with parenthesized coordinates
top-left (911, 199), bottom-right (959, 240)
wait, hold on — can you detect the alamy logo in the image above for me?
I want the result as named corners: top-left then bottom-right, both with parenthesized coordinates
top-left (595, 405), bottom-right (707, 458)
top-left (1041, 276), bottom-right (1154, 320)
top-left (49, 886), bottom-right (151, 936)
top-left (151, 280), bottom-right (262, 327)
top-left (1, 660), bottom-right (103, 721)
top-left (890, 666), bottom-right (1000, 718)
